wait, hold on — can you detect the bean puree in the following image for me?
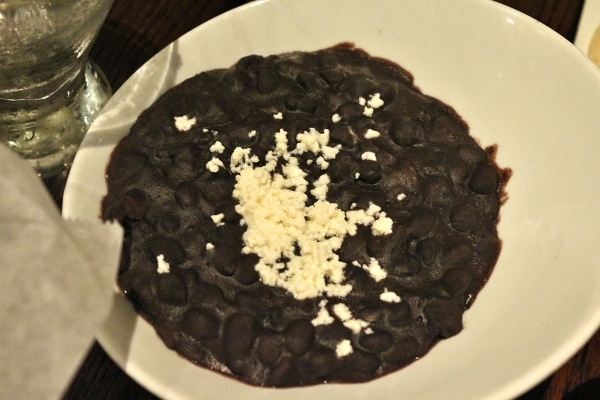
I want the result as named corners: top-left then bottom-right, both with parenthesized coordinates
top-left (102, 44), bottom-right (508, 387)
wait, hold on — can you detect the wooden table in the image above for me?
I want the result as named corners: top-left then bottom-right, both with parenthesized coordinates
top-left (57, 0), bottom-right (599, 398)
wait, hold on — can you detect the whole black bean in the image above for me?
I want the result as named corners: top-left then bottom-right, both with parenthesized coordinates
top-left (359, 329), bottom-right (393, 353)
top-left (450, 202), bottom-right (480, 233)
top-left (306, 347), bottom-right (337, 378)
top-left (175, 181), bottom-right (199, 208)
top-left (155, 273), bottom-right (188, 305)
top-left (147, 237), bottom-right (186, 264)
top-left (180, 308), bottom-right (220, 340)
top-left (256, 333), bottom-right (283, 366)
top-left (223, 312), bottom-right (258, 359)
top-left (470, 162), bottom-right (499, 194)
top-left (123, 188), bottom-right (148, 220)
top-left (284, 319), bottom-right (316, 355)
top-left (425, 298), bottom-right (464, 338)
top-left (442, 268), bottom-right (473, 296)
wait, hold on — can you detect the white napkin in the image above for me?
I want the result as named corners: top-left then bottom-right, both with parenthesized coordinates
top-left (0, 144), bottom-right (123, 400)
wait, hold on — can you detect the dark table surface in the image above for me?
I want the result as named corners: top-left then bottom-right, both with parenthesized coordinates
top-left (53, 0), bottom-right (600, 399)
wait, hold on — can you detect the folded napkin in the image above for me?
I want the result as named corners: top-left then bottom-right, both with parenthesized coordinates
top-left (0, 144), bottom-right (123, 400)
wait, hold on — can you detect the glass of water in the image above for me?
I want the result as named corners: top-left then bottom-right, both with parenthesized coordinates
top-left (0, 0), bottom-right (113, 178)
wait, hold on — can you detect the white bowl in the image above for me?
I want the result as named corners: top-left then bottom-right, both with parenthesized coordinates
top-left (62, 0), bottom-right (600, 399)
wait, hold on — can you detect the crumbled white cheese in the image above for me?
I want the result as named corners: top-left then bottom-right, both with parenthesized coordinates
top-left (365, 129), bottom-right (381, 139)
top-left (274, 129), bottom-right (288, 156)
top-left (206, 243), bottom-right (215, 251)
top-left (312, 300), bottom-right (334, 326)
top-left (361, 151), bottom-right (377, 161)
top-left (316, 156), bottom-right (329, 170)
top-left (206, 157), bottom-right (225, 173)
top-left (273, 112), bottom-right (283, 120)
top-left (174, 115), bottom-right (196, 132)
top-left (310, 174), bottom-right (331, 201)
top-left (211, 213), bottom-right (225, 226)
top-left (366, 203), bottom-right (381, 216)
top-left (294, 128), bottom-right (340, 159)
top-left (233, 154), bottom-right (351, 299)
top-left (380, 288), bottom-right (401, 303)
top-left (210, 141), bottom-right (225, 153)
top-left (230, 126), bottom-right (393, 300)
top-left (365, 203), bottom-right (379, 216)
top-left (345, 208), bottom-right (375, 235)
top-left (344, 318), bottom-right (370, 334)
top-left (397, 193), bottom-right (407, 201)
top-left (361, 258), bottom-right (388, 282)
top-left (357, 93), bottom-right (384, 118)
top-left (345, 203), bottom-right (392, 237)
top-left (333, 303), bottom-right (353, 321)
top-left (156, 254), bottom-right (170, 274)
top-left (332, 303), bottom-right (369, 333)
top-left (235, 168), bottom-right (353, 298)
top-left (372, 213), bottom-right (393, 236)
top-left (336, 339), bottom-right (354, 358)
top-left (331, 113), bottom-right (341, 123)
top-left (248, 130), bottom-right (257, 138)
top-left (367, 93), bottom-right (384, 109)
top-left (230, 147), bottom-right (259, 173)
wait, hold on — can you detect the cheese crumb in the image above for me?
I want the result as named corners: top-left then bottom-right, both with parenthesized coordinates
top-left (367, 93), bottom-right (385, 109)
top-left (174, 115), bottom-right (196, 132)
top-left (310, 174), bottom-right (331, 201)
top-left (361, 151), bottom-right (377, 161)
top-left (206, 157), bottom-right (225, 173)
top-left (380, 288), bottom-right (401, 303)
top-left (230, 147), bottom-right (259, 173)
top-left (344, 318), bottom-right (370, 334)
top-left (315, 156), bottom-right (329, 170)
top-left (294, 128), bottom-right (340, 159)
top-left (333, 303), bottom-right (369, 333)
top-left (211, 213), bottom-right (225, 226)
top-left (397, 193), bottom-right (407, 201)
top-left (362, 258), bottom-right (388, 282)
top-left (331, 113), bottom-right (341, 123)
top-left (372, 213), bottom-right (393, 236)
top-left (312, 300), bottom-right (334, 326)
top-left (156, 254), bottom-right (170, 274)
top-left (358, 93), bottom-right (384, 118)
top-left (332, 303), bottom-right (353, 321)
top-left (273, 112), bottom-right (283, 120)
top-left (206, 243), bottom-right (215, 251)
top-left (210, 141), bottom-right (225, 153)
top-left (248, 130), bottom-right (257, 138)
top-left (365, 129), bottom-right (381, 139)
top-left (336, 339), bottom-right (354, 358)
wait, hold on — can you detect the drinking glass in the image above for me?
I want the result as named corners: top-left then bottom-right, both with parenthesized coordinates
top-left (0, 0), bottom-right (114, 178)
